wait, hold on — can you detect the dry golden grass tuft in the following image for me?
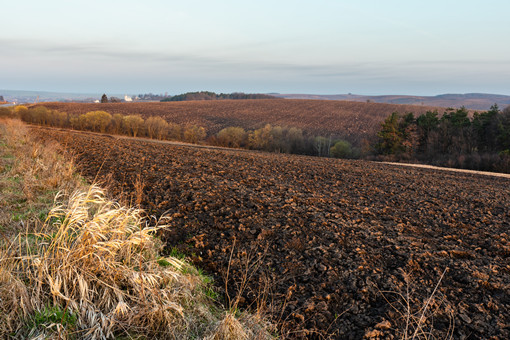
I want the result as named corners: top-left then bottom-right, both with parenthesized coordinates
top-left (0, 118), bottom-right (82, 235)
top-left (0, 119), bottom-right (274, 339)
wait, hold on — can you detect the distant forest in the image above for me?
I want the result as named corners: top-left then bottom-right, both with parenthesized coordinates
top-left (160, 91), bottom-right (278, 102)
top-left (5, 100), bottom-right (510, 173)
top-left (7, 105), bottom-right (358, 159)
top-left (375, 105), bottom-right (510, 172)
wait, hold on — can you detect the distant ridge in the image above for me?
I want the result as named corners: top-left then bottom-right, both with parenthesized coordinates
top-left (0, 89), bottom-right (122, 103)
top-left (2, 88), bottom-right (510, 111)
top-left (274, 93), bottom-right (510, 111)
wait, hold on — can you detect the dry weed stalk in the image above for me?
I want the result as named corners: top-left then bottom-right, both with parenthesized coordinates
top-left (133, 173), bottom-right (145, 206)
top-left (215, 240), bottom-right (274, 340)
top-left (1, 185), bottom-right (232, 338)
top-left (378, 268), bottom-right (455, 340)
top-left (0, 118), bottom-right (273, 339)
top-left (1, 119), bottom-right (78, 197)
top-left (3, 186), bottom-right (198, 338)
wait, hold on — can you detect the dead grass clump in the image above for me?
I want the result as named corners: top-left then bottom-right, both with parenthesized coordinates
top-left (0, 119), bottom-right (273, 339)
top-left (206, 311), bottom-right (274, 340)
top-left (1, 119), bottom-right (78, 192)
top-left (0, 118), bottom-right (82, 235)
top-left (209, 312), bottom-right (251, 340)
top-left (1, 185), bottom-right (272, 339)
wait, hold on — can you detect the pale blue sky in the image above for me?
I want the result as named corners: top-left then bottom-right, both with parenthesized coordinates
top-left (2, 0), bottom-right (510, 95)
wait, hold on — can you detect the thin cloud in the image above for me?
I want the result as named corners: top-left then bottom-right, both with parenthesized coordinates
top-left (0, 38), bottom-right (217, 64)
top-left (2, 38), bottom-right (509, 95)
top-left (0, 38), bottom-right (344, 74)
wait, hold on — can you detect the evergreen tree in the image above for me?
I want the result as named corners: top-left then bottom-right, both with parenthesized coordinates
top-left (377, 112), bottom-right (403, 155)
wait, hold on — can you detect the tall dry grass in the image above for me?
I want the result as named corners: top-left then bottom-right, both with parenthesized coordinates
top-left (0, 118), bottom-right (81, 236)
top-left (0, 119), bottom-right (273, 339)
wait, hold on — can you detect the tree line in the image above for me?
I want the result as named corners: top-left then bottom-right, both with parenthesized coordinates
top-left (13, 106), bottom-right (206, 143)
top-left (160, 91), bottom-right (278, 102)
top-left (375, 105), bottom-right (510, 172)
top-left (8, 105), bottom-right (358, 159)
top-left (212, 124), bottom-right (359, 158)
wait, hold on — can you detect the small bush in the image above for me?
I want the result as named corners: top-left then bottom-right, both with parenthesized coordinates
top-left (145, 116), bottom-right (169, 139)
top-left (0, 107), bottom-right (13, 118)
top-left (81, 111), bottom-right (112, 132)
top-left (217, 127), bottom-right (247, 148)
top-left (331, 140), bottom-right (353, 158)
top-left (49, 110), bottom-right (68, 127)
top-left (110, 113), bottom-right (124, 134)
top-left (23, 106), bottom-right (51, 125)
top-left (184, 125), bottom-right (206, 143)
top-left (285, 127), bottom-right (305, 153)
top-left (14, 105), bottom-right (29, 119)
top-left (123, 115), bottom-right (145, 137)
top-left (167, 123), bottom-right (182, 140)
top-left (248, 124), bottom-right (273, 151)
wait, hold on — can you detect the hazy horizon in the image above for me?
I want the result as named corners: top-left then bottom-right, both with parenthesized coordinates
top-left (4, 88), bottom-right (510, 99)
top-left (2, 1), bottom-right (510, 96)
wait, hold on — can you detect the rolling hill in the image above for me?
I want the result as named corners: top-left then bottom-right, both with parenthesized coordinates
top-left (275, 93), bottom-right (510, 110)
top-left (33, 126), bottom-right (510, 339)
top-left (35, 99), bottom-right (444, 146)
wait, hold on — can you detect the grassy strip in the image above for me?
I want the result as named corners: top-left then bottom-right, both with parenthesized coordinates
top-left (0, 118), bottom-right (273, 339)
top-left (0, 119), bottom-right (83, 236)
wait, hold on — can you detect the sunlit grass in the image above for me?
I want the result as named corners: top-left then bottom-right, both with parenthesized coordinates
top-left (0, 118), bottom-right (273, 339)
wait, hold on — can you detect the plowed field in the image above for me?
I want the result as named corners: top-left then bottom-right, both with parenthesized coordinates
top-left (36, 100), bottom-right (442, 145)
top-left (34, 128), bottom-right (510, 339)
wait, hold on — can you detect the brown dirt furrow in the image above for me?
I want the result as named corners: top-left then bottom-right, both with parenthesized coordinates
top-left (35, 99), bottom-right (443, 145)
top-left (34, 128), bottom-right (510, 339)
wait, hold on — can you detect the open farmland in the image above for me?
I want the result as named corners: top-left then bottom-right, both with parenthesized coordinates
top-left (277, 93), bottom-right (510, 111)
top-left (35, 100), bottom-right (443, 145)
top-left (33, 127), bottom-right (510, 339)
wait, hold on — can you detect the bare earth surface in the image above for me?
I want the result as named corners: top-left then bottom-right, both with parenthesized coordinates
top-left (383, 162), bottom-right (510, 179)
top-left (34, 128), bottom-right (510, 339)
top-left (36, 100), bottom-right (442, 145)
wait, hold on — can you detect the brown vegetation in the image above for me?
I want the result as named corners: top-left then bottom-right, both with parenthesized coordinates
top-left (34, 100), bottom-right (442, 145)
top-left (0, 120), bottom-right (273, 339)
top-left (0, 119), bottom-right (81, 236)
top-left (35, 126), bottom-right (510, 339)
top-left (18, 105), bottom-right (356, 158)
top-left (277, 93), bottom-right (510, 111)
